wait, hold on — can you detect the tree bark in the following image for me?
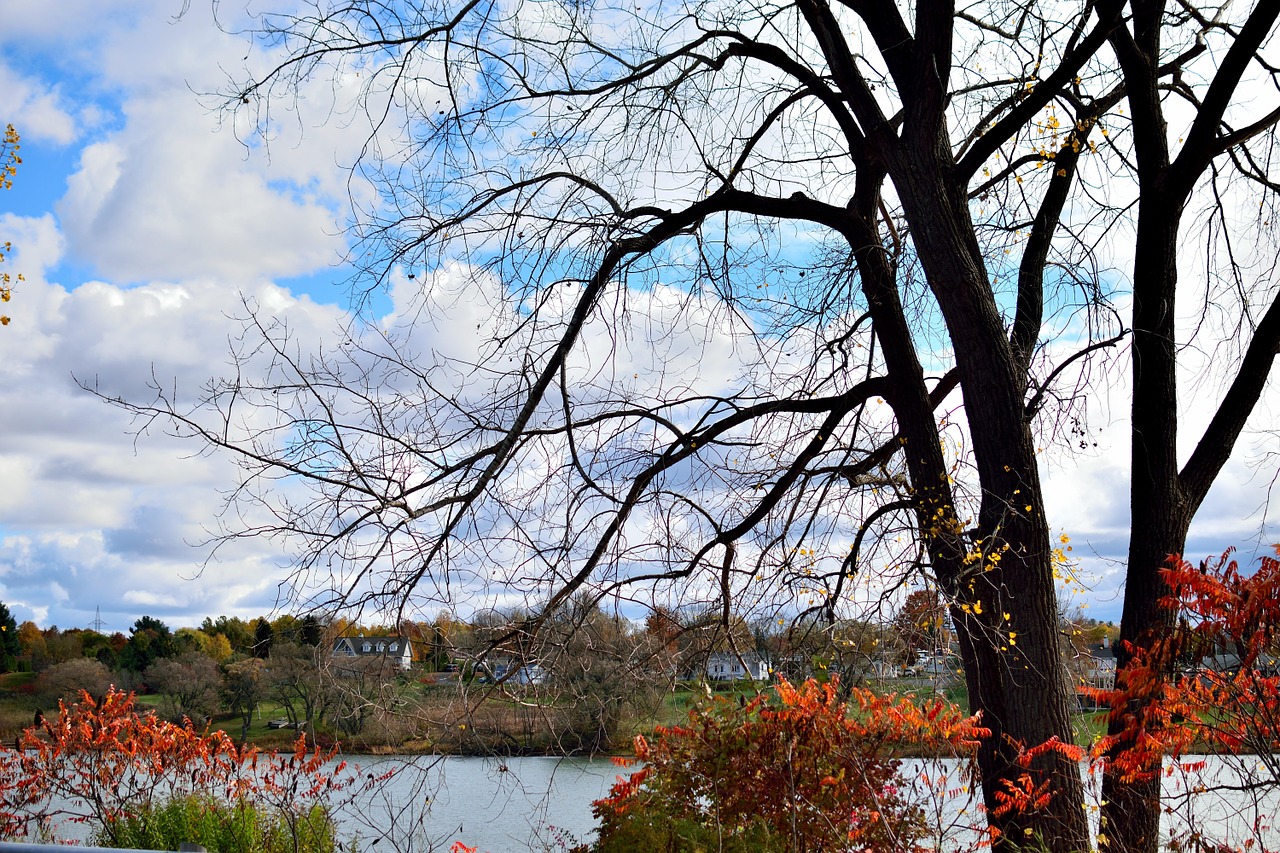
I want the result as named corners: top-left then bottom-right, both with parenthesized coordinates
top-left (891, 157), bottom-right (1090, 852)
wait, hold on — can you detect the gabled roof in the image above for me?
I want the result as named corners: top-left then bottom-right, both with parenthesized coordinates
top-left (1087, 641), bottom-right (1115, 660)
top-left (706, 650), bottom-right (767, 663)
top-left (332, 635), bottom-right (411, 656)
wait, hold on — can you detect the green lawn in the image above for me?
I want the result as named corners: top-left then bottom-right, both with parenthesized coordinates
top-left (0, 671), bottom-right (36, 690)
top-left (652, 678), bottom-right (1108, 749)
top-left (212, 701), bottom-right (302, 740)
top-left (127, 696), bottom-right (304, 747)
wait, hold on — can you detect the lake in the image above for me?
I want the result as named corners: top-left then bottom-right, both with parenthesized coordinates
top-left (27, 753), bottom-right (1280, 851)
top-left (329, 754), bottom-right (622, 852)
top-left (324, 754), bottom-right (1280, 852)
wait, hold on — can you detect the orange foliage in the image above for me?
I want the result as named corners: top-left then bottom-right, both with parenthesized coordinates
top-left (1087, 547), bottom-right (1280, 785)
top-left (0, 688), bottom-right (386, 843)
top-left (594, 548), bottom-right (1280, 852)
top-left (989, 737), bottom-right (1086, 823)
top-left (594, 678), bottom-right (988, 851)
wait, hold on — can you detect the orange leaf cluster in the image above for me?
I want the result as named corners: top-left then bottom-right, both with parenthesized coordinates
top-left (1086, 548), bottom-right (1280, 785)
top-left (0, 688), bottom-right (385, 843)
top-left (594, 678), bottom-right (988, 852)
top-left (593, 548), bottom-right (1280, 853)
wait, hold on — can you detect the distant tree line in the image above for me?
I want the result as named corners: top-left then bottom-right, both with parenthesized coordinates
top-left (0, 598), bottom-right (1122, 752)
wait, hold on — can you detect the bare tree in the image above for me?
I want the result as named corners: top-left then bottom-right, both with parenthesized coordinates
top-left (221, 657), bottom-right (268, 744)
top-left (35, 659), bottom-right (112, 708)
top-left (267, 640), bottom-right (331, 740)
top-left (536, 597), bottom-right (662, 754)
top-left (110, 1), bottom-right (1280, 849)
top-left (324, 655), bottom-right (403, 740)
top-left (145, 652), bottom-right (222, 723)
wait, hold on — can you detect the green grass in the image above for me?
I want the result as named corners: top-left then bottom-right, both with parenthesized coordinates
top-left (649, 679), bottom-right (1107, 750)
top-left (94, 795), bottom-right (349, 853)
top-left (98, 696), bottom-right (311, 746)
top-left (0, 671), bottom-right (36, 690)
top-left (1073, 710), bottom-right (1109, 747)
top-left (206, 701), bottom-right (309, 745)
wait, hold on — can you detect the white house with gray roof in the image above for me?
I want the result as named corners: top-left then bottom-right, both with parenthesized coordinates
top-left (331, 635), bottom-right (413, 670)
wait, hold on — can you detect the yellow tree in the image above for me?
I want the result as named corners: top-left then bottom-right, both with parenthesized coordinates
top-left (17, 621), bottom-right (46, 666)
top-left (0, 124), bottom-right (19, 327)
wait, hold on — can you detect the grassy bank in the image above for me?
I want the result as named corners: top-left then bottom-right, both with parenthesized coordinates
top-left (0, 672), bottom-right (1111, 757)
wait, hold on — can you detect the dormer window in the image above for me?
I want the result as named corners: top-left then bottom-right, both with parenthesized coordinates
top-left (377, 642), bottom-right (386, 652)
top-left (390, 643), bottom-right (398, 652)
top-left (362, 643), bottom-right (371, 653)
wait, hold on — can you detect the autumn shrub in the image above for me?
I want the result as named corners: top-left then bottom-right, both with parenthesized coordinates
top-left (591, 808), bottom-right (786, 852)
top-left (0, 688), bottom-right (392, 845)
top-left (591, 677), bottom-right (987, 853)
top-left (1083, 547), bottom-right (1280, 852)
top-left (1088, 547), bottom-right (1280, 771)
top-left (33, 658), bottom-right (111, 706)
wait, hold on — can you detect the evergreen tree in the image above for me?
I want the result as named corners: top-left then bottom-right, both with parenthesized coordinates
top-left (299, 615), bottom-right (323, 647)
top-left (120, 616), bottom-right (176, 672)
top-left (252, 617), bottom-right (274, 659)
top-left (0, 602), bottom-right (19, 672)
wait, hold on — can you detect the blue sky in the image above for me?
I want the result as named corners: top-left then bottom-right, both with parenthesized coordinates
top-left (0, 0), bottom-right (364, 632)
top-left (0, 0), bottom-right (1275, 634)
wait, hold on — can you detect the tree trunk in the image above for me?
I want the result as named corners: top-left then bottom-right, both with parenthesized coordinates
top-left (912, 167), bottom-right (1088, 853)
top-left (1099, 186), bottom-right (1188, 853)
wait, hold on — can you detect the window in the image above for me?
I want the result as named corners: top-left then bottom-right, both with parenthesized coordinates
top-left (377, 642), bottom-right (386, 652)
top-left (390, 643), bottom-right (398, 652)
top-left (362, 643), bottom-right (371, 653)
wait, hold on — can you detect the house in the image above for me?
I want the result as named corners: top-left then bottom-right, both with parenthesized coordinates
top-left (1196, 645), bottom-right (1280, 677)
top-left (1074, 639), bottom-right (1116, 710)
top-left (483, 658), bottom-right (547, 685)
top-left (705, 651), bottom-right (770, 681)
top-left (331, 635), bottom-right (413, 670)
top-left (1083, 639), bottom-right (1117, 682)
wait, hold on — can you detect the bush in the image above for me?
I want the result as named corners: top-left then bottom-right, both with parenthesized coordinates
top-left (591, 809), bottom-right (785, 852)
top-left (94, 795), bottom-right (347, 853)
top-left (0, 688), bottom-right (390, 845)
top-left (33, 658), bottom-right (111, 706)
top-left (591, 678), bottom-right (986, 853)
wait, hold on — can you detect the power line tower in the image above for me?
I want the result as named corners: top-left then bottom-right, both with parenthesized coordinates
top-left (89, 606), bottom-right (106, 633)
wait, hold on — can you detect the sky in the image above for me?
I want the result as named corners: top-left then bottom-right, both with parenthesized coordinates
top-left (0, 0), bottom-right (1276, 635)
top-left (0, 0), bottom-right (366, 633)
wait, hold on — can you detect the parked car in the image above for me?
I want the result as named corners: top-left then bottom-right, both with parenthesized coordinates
top-left (906, 655), bottom-right (960, 677)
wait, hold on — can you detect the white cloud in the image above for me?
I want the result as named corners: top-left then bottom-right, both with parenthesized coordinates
top-left (123, 589), bottom-right (183, 609)
top-left (2, 0), bottom-right (378, 285)
top-left (0, 63), bottom-right (80, 145)
top-left (57, 109), bottom-right (344, 283)
top-left (0, 208), bottom-right (353, 629)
